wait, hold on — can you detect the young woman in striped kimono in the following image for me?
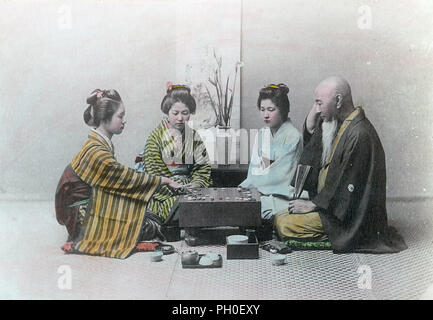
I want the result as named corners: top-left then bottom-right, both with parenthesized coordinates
top-left (55, 89), bottom-right (181, 259)
top-left (135, 85), bottom-right (212, 224)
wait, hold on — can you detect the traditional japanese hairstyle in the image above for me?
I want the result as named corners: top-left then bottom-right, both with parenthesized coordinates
top-left (257, 83), bottom-right (290, 120)
top-left (83, 89), bottom-right (122, 127)
top-left (160, 83), bottom-right (196, 115)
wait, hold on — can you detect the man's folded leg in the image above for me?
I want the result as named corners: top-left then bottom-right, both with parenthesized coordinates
top-left (274, 209), bottom-right (328, 241)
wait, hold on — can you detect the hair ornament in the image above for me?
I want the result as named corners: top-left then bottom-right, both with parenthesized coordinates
top-left (266, 84), bottom-right (280, 89)
top-left (166, 81), bottom-right (173, 91)
top-left (171, 84), bottom-right (185, 90)
top-left (264, 83), bottom-right (289, 93)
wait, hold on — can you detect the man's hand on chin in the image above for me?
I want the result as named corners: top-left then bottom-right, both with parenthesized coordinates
top-left (288, 199), bottom-right (317, 214)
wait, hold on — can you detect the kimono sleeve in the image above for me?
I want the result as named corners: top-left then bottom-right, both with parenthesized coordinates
top-left (292, 122), bottom-right (322, 195)
top-left (302, 116), bottom-right (322, 146)
top-left (242, 127), bottom-right (302, 197)
top-left (267, 132), bottom-right (303, 191)
top-left (73, 144), bottom-right (161, 202)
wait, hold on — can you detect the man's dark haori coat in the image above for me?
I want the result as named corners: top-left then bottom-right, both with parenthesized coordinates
top-left (295, 107), bottom-right (407, 253)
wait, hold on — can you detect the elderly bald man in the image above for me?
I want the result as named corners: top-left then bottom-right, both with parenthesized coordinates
top-left (274, 76), bottom-right (407, 253)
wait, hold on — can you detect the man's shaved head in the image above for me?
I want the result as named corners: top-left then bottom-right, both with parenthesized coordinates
top-left (316, 76), bottom-right (353, 106)
top-left (314, 76), bottom-right (354, 122)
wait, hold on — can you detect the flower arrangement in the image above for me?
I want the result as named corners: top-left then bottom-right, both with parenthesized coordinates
top-left (205, 51), bottom-right (241, 128)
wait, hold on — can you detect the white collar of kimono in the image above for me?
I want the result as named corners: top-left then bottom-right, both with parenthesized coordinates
top-left (265, 119), bottom-right (290, 137)
top-left (91, 128), bottom-right (114, 151)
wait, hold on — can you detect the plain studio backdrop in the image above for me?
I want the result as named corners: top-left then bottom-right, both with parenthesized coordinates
top-left (0, 0), bottom-right (432, 201)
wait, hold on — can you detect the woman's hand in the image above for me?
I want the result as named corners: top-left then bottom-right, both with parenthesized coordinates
top-left (183, 181), bottom-right (201, 192)
top-left (288, 200), bottom-right (317, 214)
top-left (261, 157), bottom-right (271, 169)
top-left (161, 177), bottom-right (182, 190)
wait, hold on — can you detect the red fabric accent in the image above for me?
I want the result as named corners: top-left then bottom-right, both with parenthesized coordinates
top-left (166, 162), bottom-right (182, 167)
top-left (135, 156), bottom-right (143, 163)
top-left (61, 242), bottom-right (73, 253)
top-left (135, 242), bottom-right (159, 252)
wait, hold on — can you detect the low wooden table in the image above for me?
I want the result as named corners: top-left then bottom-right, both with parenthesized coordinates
top-left (178, 187), bottom-right (262, 228)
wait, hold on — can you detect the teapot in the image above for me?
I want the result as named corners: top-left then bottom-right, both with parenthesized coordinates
top-left (181, 250), bottom-right (199, 265)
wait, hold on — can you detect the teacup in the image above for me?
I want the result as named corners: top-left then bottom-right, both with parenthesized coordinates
top-left (150, 251), bottom-right (163, 262)
top-left (199, 256), bottom-right (213, 266)
top-left (205, 252), bottom-right (220, 262)
top-left (271, 254), bottom-right (287, 266)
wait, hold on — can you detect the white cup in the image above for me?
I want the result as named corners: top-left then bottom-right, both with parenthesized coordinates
top-left (227, 235), bottom-right (249, 244)
top-left (150, 251), bottom-right (163, 262)
top-left (271, 254), bottom-right (287, 266)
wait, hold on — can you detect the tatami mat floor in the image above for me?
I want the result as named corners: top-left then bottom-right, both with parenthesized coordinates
top-left (0, 199), bottom-right (432, 300)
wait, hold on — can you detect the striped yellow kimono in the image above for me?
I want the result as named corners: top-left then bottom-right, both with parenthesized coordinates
top-left (137, 119), bottom-right (211, 220)
top-left (70, 130), bottom-right (161, 259)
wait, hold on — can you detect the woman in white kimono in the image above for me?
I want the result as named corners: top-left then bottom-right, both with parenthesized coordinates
top-left (240, 84), bottom-right (305, 222)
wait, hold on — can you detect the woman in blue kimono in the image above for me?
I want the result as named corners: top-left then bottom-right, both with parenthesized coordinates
top-left (240, 84), bottom-right (305, 222)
